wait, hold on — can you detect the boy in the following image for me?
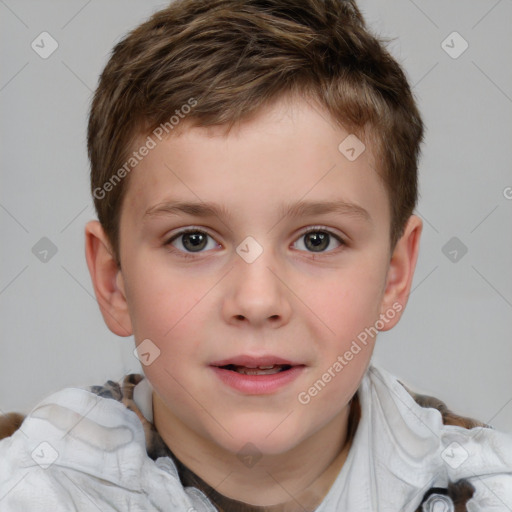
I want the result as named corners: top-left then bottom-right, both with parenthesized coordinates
top-left (1, 0), bottom-right (511, 510)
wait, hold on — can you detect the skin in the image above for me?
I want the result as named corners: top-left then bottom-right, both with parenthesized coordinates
top-left (85, 95), bottom-right (422, 508)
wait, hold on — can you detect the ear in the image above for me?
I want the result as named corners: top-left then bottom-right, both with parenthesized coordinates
top-left (378, 215), bottom-right (422, 330)
top-left (84, 220), bottom-right (133, 337)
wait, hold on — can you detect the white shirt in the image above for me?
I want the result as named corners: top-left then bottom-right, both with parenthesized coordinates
top-left (1, 365), bottom-right (511, 511)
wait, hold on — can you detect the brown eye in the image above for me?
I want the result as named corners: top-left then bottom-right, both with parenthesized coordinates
top-left (181, 232), bottom-right (208, 252)
top-left (166, 229), bottom-right (218, 254)
top-left (304, 232), bottom-right (329, 252)
top-left (293, 228), bottom-right (344, 253)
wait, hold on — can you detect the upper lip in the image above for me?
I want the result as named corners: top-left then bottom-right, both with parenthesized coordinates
top-left (210, 355), bottom-right (303, 367)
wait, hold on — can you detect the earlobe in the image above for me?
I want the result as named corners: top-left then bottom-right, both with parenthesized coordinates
top-left (84, 220), bottom-right (133, 337)
top-left (379, 215), bottom-right (422, 331)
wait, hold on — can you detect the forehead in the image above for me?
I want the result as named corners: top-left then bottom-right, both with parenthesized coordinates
top-left (120, 97), bottom-right (388, 229)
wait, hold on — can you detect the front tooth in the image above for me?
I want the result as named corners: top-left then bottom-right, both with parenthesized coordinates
top-left (237, 366), bottom-right (282, 375)
top-left (258, 365), bottom-right (275, 369)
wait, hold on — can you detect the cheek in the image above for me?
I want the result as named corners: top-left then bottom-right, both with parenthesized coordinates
top-left (125, 262), bottom-right (220, 382)
top-left (313, 264), bottom-right (386, 341)
top-left (128, 267), bottom-right (209, 409)
top-left (298, 275), bottom-right (382, 420)
top-left (124, 254), bottom-right (195, 337)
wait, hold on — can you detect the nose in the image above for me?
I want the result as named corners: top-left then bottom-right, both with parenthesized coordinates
top-left (221, 244), bottom-right (292, 328)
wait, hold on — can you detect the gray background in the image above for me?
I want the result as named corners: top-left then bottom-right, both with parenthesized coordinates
top-left (1, 0), bottom-right (511, 433)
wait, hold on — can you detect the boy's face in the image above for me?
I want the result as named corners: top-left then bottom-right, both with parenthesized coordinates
top-left (86, 96), bottom-right (421, 456)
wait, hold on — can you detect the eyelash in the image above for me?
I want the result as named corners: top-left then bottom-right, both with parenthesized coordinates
top-left (164, 226), bottom-right (346, 259)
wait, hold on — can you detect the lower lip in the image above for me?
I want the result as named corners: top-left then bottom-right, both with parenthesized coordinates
top-left (211, 365), bottom-right (305, 394)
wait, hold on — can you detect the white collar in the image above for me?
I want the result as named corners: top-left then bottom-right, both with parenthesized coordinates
top-left (89, 364), bottom-right (512, 510)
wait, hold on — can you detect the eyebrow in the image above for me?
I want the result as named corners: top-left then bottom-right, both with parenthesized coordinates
top-left (143, 199), bottom-right (371, 223)
top-left (279, 199), bottom-right (370, 222)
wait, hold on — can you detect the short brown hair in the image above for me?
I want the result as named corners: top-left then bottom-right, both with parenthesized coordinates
top-left (88, 0), bottom-right (423, 267)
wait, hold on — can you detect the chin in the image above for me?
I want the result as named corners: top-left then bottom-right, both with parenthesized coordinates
top-left (213, 415), bottom-right (307, 456)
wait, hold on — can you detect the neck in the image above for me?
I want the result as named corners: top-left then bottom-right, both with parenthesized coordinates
top-left (153, 394), bottom-right (360, 511)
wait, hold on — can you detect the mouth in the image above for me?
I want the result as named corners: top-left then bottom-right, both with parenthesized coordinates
top-left (217, 363), bottom-right (293, 376)
top-left (210, 355), bottom-right (306, 394)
